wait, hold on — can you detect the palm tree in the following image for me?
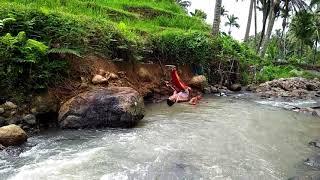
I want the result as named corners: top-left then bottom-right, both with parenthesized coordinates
top-left (176, 0), bottom-right (191, 11)
top-left (221, 6), bottom-right (229, 17)
top-left (244, 0), bottom-right (255, 42)
top-left (311, 1), bottom-right (320, 64)
top-left (289, 11), bottom-right (315, 58)
top-left (259, 0), bottom-right (308, 57)
top-left (311, 0), bottom-right (320, 11)
top-left (190, 9), bottom-right (207, 20)
top-left (225, 14), bottom-right (240, 35)
top-left (212, 0), bottom-right (223, 36)
top-left (260, 0), bottom-right (280, 57)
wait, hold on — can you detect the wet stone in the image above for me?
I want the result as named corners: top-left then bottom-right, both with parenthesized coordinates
top-left (309, 140), bottom-right (320, 148)
top-left (304, 155), bottom-right (320, 169)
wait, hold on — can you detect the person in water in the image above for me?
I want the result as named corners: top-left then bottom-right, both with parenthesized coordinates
top-left (165, 66), bottom-right (202, 106)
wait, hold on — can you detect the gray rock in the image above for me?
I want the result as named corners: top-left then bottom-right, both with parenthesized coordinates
top-left (309, 140), bottom-right (320, 148)
top-left (245, 84), bottom-right (256, 91)
top-left (306, 83), bottom-right (317, 91)
top-left (204, 87), bottom-right (211, 94)
top-left (0, 144), bottom-right (5, 150)
top-left (0, 117), bottom-right (6, 127)
top-left (0, 108), bottom-right (4, 114)
top-left (3, 101), bottom-right (17, 110)
top-left (304, 155), bottom-right (320, 169)
top-left (7, 116), bottom-right (22, 125)
top-left (289, 173), bottom-right (320, 180)
top-left (210, 86), bottom-right (218, 93)
top-left (229, 84), bottom-right (242, 92)
top-left (256, 78), bottom-right (320, 99)
top-left (58, 87), bottom-right (145, 129)
top-left (22, 114), bottom-right (36, 125)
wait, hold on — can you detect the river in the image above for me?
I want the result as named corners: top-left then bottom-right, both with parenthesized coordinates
top-left (1, 95), bottom-right (320, 180)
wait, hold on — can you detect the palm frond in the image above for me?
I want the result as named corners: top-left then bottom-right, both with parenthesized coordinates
top-left (47, 48), bottom-right (82, 57)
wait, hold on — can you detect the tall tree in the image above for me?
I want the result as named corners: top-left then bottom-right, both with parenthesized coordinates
top-left (258, 0), bottom-right (308, 57)
top-left (244, 0), bottom-right (255, 42)
top-left (256, 0), bottom-right (271, 53)
top-left (254, 0), bottom-right (258, 45)
top-left (212, 0), bottom-right (223, 36)
top-left (225, 14), bottom-right (240, 35)
top-left (289, 11), bottom-right (315, 57)
top-left (260, 0), bottom-right (280, 57)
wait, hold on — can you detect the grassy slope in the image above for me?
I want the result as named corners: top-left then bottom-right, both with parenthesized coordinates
top-left (0, 0), bottom-right (219, 102)
top-left (0, 0), bottom-right (209, 45)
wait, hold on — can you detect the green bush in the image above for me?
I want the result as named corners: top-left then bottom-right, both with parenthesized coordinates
top-left (256, 65), bottom-right (300, 82)
top-left (0, 31), bottom-right (68, 98)
top-left (152, 30), bottom-right (215, 65)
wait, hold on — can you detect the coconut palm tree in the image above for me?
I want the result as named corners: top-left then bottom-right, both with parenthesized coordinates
top-left (225, 14), bottom-right (240, 35)
top-left (190, 9), bottom-right (207, 20)
top-left (259, 0), bottom-right (281, 57)
top-left (212, 0), bottom-right (223, 36)
top-left (244, 0), bottom-right (255, 42)
top-left (221, 6), bottom-right (229, 17)
top-left (289, 11), bottom-right (314, 57)
top-left (176, 0), bottom-right (191, 11)
top-left (259, 0), bottom-right (309, 57)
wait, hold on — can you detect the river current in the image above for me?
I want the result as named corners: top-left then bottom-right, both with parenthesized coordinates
top-left (1, 95), bottom-right (320, 180)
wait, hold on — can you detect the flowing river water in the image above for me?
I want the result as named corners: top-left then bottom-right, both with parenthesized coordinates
top-left (1, 95), bottom-right (320, 180)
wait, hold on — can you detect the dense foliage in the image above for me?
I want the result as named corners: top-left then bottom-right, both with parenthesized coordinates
top-left (2, 0), bottom-right (318, 102)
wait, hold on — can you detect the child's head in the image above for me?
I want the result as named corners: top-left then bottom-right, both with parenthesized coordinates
top-left (167, 98), bottom-right (176, 106)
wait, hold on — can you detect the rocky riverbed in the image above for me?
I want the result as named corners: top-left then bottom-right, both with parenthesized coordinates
top-left (255, 77), bottom-right (320, 99)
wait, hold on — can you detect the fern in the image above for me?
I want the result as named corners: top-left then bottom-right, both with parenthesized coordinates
top-left (0, 17), bottom-right (16, 29)
top-left (47, 48), bottom-right (82, 57)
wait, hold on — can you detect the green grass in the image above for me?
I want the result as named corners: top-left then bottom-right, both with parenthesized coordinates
top-left (1, 0), bottom-right (207, 33)
top-left (0, 0), bottom-right (209, 56)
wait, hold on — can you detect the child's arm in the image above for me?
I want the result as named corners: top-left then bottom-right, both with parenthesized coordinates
top-left (165, 81), bottom-right (177, 91)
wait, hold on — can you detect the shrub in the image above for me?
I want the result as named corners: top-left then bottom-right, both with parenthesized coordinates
top-left (0, 31), bottom-right (68, 99)
top-left (152, 30), bottom-right (215, 65)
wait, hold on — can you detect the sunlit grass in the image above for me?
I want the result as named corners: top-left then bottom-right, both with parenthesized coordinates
top-left (1, 0), bottom-right (209, 37)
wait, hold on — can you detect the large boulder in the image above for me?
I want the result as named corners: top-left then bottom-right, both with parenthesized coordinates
top-left (0, 124), bottom-right (28, 147)
top-left (229, 84), bottom-right (242, 92)
top-left (189, 75), bottom-right (207, 89)
top-left (58, 87), bottom-right (145, 129)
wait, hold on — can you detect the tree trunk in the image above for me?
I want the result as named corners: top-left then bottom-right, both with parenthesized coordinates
top-left (244, 0), bottom-right (254, 42)
top-left (260, 0), bottom-right (280, 57)
top-left (281, 0), bottom-right (289, 60)
top-left (212, 0), bottom-right (222, 36)
top-left (254, 0), bottom-right (257, 46)
top-left (314, 38), bottom-right (318, 65)
top-left (256, 0), bottom-right (270, 53)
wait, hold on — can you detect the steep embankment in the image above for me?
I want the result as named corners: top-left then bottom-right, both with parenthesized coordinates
top-left (52, 54), bottom-right (195, 103)
top-left (0, 0), bottom-right (212, 102)
top-left (0, 0), bottom-right (213, 134)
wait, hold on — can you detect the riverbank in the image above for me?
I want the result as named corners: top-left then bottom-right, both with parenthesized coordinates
top-left (2, 55), bottom-right (320, 133)
top-left (1, 54), bottom-right (320, 150)
top-left (0, 54), bottom-right (206, 136)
